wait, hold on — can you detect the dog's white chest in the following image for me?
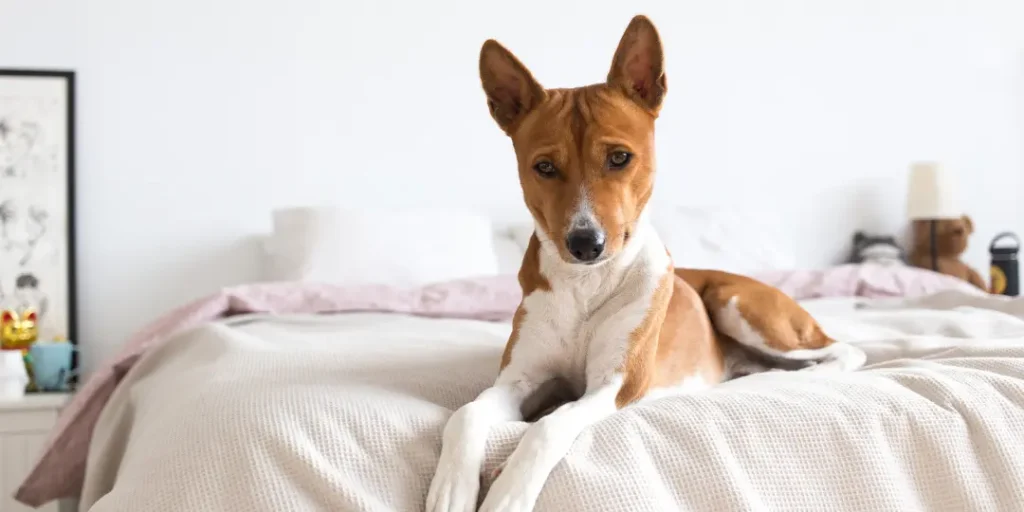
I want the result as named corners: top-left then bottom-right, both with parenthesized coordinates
top-left (529, 272), bottom-right (615, 388)
top-left (508, 226), bottom-right (670, 393)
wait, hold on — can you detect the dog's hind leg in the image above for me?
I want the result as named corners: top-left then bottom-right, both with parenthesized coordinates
top-left (685, 269), bottom-right (866, 374)
top-left (713, 292), bottom-right (866, 371)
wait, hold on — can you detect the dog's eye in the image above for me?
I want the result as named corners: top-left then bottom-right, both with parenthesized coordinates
top-left (607, 151), bottom-right (632, 169)
top-left (533, 161), bottom-right (557, 178)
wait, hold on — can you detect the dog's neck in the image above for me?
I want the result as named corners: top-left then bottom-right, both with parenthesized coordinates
top-left (533, 208), bottom-right (665, 285)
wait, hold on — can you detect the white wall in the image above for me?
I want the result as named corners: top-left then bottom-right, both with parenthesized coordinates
top-left (2, 0), bottom-right (1022, 377)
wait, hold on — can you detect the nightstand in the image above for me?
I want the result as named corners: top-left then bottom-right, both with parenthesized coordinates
top-left (0, 392), bottom-right (71, 512)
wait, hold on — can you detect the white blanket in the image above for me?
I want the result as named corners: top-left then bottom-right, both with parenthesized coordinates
top-left (81, 292), bottom-right (1024, 511)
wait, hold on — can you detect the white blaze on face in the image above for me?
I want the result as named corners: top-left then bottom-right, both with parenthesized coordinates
top-left (568, 186), bottom-right (601, 235)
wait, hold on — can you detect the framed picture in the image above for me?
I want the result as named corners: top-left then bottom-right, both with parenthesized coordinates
top-left (0, 69), bottom-right (77, 367)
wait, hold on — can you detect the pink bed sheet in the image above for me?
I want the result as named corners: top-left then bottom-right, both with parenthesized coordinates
top-left (14, 263), bottom-right (980, 506)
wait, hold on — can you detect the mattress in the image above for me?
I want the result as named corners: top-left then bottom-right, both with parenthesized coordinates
top-left (79, 292), bottom-right (1024, 511)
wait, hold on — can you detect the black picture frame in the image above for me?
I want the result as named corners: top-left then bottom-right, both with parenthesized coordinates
top-left (0, 68), bottom-right (77, 387)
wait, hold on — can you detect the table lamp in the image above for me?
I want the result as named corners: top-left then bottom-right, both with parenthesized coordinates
top-left (906, 162), bottom-right (961, 271)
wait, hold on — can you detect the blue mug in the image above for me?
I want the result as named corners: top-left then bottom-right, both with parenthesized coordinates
top-left (29, 342), bottom-right (77, 391)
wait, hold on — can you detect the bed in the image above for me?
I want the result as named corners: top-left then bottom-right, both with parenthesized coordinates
top-left (15, 206), bottom-right (1024, 512)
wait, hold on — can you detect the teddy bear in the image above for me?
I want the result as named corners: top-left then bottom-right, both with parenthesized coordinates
top-left (908, 215), bottom-right (987, 290)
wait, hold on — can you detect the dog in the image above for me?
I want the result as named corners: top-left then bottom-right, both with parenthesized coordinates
top-left (426, 15), bottom-right (866, 512)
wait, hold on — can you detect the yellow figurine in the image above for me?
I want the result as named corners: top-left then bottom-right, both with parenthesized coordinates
top-left (1, 308), bottom-right (39, 351)
top-left (1, 308), bottom-right (39, 391)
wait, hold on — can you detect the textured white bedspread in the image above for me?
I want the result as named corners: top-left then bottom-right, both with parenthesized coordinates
top-left (81, 292), bottom-right (1024, 512)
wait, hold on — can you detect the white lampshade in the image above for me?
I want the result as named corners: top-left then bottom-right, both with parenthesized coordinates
top-left (906, 162), bottom-right (961, 220)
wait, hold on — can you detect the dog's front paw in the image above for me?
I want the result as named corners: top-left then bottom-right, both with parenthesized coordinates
top-left (478, 484), bottom-right (539, 512)
top-left (425, 459), bottom-right (480, 512)
top-left (477, 465), bottom-right (544, 512)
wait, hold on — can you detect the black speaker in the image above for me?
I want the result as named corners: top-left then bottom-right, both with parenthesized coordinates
top-left (990, 232), bottom-right (1019, 296)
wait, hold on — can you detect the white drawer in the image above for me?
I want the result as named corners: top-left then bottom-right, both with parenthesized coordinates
top-left (0, 409), bottom-right (58, 434)
top-left (0, 393), bottom-right (70, 512)
top-left (1, 432), bottom-right (59, 512)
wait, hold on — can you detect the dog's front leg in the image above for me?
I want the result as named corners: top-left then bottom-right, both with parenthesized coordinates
top-left (426, 371), bottom-right (546, 512)
top-left (477, 375), bottom-right (622, 512)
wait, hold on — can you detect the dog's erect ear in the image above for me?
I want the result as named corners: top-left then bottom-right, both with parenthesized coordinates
top-left (962, 214), bottom-right (974, 234)
top-left (479, 40), bottom-right (546, 134)
top-left (607, 15), bottom-right (667, 113)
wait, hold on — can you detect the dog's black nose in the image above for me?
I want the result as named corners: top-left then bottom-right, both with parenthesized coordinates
top-left (566, 229), bottom-right (606, 262)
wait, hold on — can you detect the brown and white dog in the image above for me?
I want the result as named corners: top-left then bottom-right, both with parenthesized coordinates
top-left (427, 15), bottom-right (866, 512)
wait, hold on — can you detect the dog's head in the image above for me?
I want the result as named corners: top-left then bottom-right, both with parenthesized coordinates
top-left (479, 15), bottom-right (666, 265)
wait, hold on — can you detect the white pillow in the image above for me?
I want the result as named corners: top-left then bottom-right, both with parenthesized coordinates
top-left (492, 221), bottom-right (535, 274)
top-left (493, 230), bottom-right (524, 275)
top-left (652, 205), bottom-right (796, 273)
top-left (263, 206), bottom-right (500, 288)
